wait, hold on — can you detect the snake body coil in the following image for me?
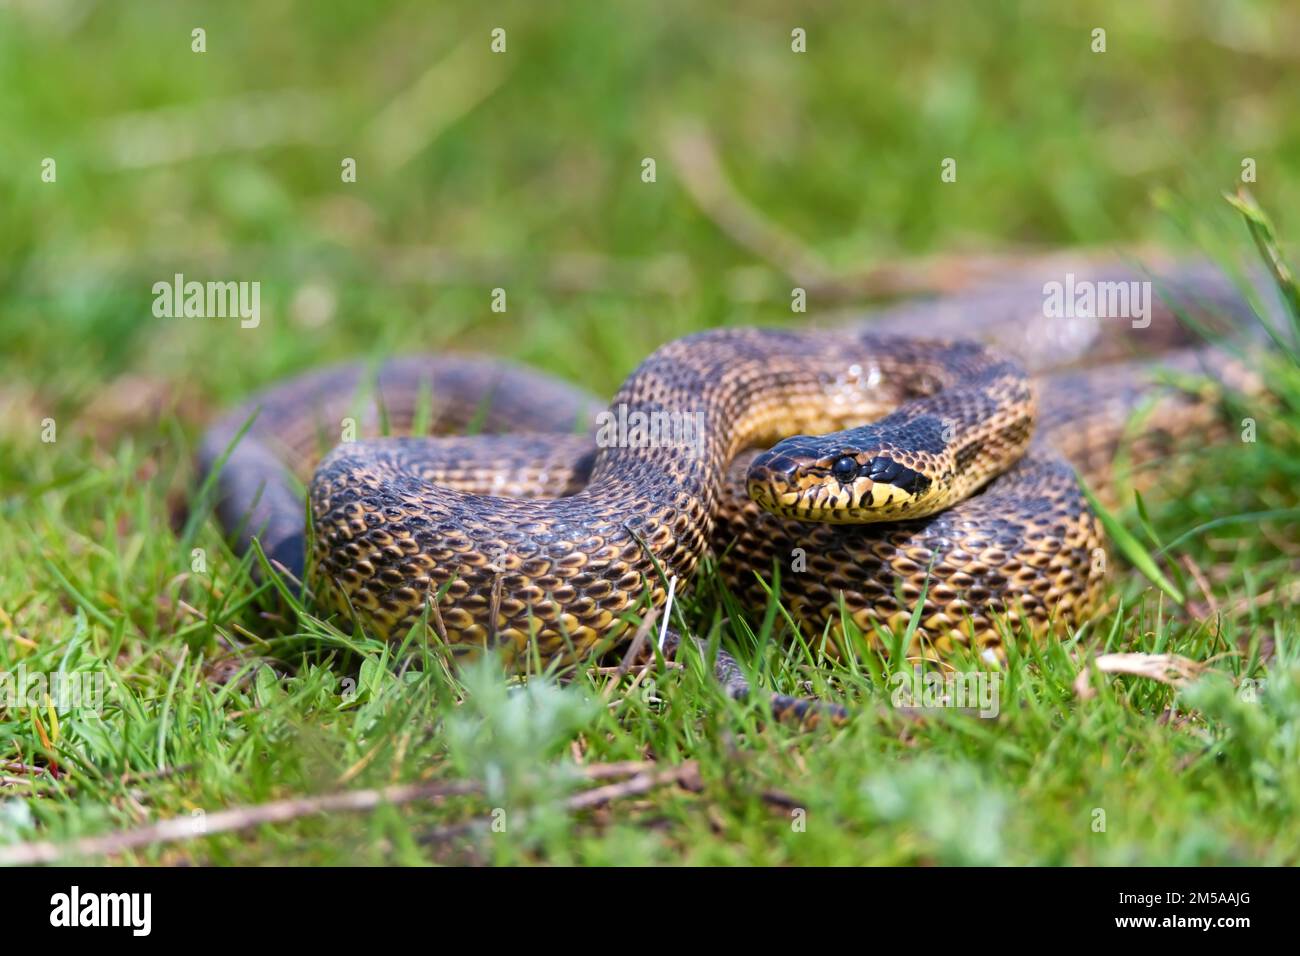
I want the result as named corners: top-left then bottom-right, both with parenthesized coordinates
top-left (198, 263), bottom-right (1262, 664)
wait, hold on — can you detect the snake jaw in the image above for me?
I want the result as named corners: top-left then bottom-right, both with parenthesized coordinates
top-left (747, 439), bottom-right (947, 522)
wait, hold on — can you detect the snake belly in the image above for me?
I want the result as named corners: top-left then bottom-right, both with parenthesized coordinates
top-left (198, 263), bottom-right (1261, 663)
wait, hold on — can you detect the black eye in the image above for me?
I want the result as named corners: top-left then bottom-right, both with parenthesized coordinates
top-left (831, 455), bottom-right (859, 482)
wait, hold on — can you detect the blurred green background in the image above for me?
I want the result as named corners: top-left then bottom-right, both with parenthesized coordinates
top-left (2, 0), bottom-right (1297, 414)
top-left (3, 0), bottom-right (1300, 866)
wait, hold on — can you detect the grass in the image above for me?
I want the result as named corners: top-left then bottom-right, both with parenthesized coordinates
top-left (2, 0), bottom-right (1300, 865)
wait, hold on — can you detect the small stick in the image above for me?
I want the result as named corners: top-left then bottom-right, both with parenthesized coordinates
top-left (487, 570), bottom-right (505, 647)
top-left (615, 606), bottom-right (659, 677)
top-left (420, 762), bottom-right (703, 846)
top-left (0, 778), bottom-right (482, 866)
top-left (1180, 554), bottom-right (1220, 620)
top-left (563, 762), bottom-right (701, 811)
top-left (427, 591), bottom-right (449, 642)
top-left (657, 576), bottom-right (678, 651)
top-left (575, 761), bottom-right (658, 781)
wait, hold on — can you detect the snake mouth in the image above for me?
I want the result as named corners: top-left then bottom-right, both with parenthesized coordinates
top-left (748, 476), bottom-right (919, 521)
top-left (747, 444), bottom-right (935, 522)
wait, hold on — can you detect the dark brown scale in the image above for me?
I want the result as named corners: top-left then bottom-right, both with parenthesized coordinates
top-left (301, 329), bottom-right (1029, 663)
top-left (196, 261), bottom-right (1269, 668)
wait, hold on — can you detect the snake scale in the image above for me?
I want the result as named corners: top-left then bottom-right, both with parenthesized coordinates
top-left (198, 262), bottom-right (1264, 689)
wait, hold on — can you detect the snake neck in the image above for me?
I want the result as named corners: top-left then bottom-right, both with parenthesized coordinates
top-left (584, 329), bottom-right (894, 545)
top-left (586, 329), bottom-right (1032, 538)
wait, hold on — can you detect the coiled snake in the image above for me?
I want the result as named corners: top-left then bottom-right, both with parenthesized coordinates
top-left (198, 262), bottom-right (1262, 695)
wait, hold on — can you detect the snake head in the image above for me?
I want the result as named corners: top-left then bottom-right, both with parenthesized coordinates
top-left (746, 432), bottom-right (939, 522)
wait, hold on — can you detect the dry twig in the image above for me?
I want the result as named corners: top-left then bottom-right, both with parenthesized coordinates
top-left (0, 778), bottom-right (481, 865)
top-left (1074, 652), bottom-right (1207, 701)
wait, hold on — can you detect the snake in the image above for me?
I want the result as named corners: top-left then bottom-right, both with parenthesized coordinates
top-left (197, 262), bottom-right (1264, 695)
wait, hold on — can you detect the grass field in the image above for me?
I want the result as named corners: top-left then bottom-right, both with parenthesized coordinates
top-left (2, 0), bottom-right (1300, 865)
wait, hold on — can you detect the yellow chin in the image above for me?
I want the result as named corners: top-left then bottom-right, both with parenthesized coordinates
top-left (754, 479), bottom-right (930, 523)
top-left (862, 481), bottom-right (910, 511)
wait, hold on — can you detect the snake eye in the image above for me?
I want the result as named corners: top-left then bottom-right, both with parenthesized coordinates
top-left (831, 455), bottom-right (859, 482)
